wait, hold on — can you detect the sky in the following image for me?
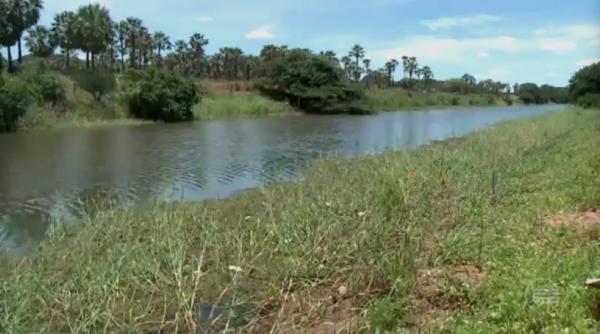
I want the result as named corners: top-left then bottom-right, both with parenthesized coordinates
top-left (12, 0), bottom-right (600, 86)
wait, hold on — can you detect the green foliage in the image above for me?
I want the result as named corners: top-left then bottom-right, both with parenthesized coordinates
top-left (257, 46), bottom-right (368, 114)
top-left (126, 69), bottom-right (200, 122)
top-left (569, 62), bottom-right (600, 107)
top-left (0, 76), bottom-right (37, 132)
top-left (72, 70), bottom-right (116, 101)
top-left (575, 93), bottom-right (600, 109)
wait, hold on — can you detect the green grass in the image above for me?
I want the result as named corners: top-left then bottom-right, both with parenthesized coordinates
top-left (1, 108), bottom-right (599, 333)
top-left (362, 88), bottom-right (517, 111)
top-left (194, 92), bottom-right (292, 120)
top-left (16, 71), bottom-right (151, 131)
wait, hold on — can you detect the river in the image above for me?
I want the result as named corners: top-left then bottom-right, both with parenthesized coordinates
top-left (0, 105), bottom-right (563, 256)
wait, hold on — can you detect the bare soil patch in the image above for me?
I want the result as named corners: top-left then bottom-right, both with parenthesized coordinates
top-left (546, 208), bottom-right (600, 238)
top-left (408, 264), bottom-right (485, 327)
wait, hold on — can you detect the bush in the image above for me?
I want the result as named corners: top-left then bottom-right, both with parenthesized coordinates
top-left (451, 97), bottom-right (460, 105)
top-left (33, 73), bottom-right (66, 106)
top-left (575, 93), bottom-right (600, 109)
top-left (127, 69), bottom-right (200, 122)
top-left (72, 70), bottom-right (117, 101)
top-left (0, 78), bottom-right (37, 132)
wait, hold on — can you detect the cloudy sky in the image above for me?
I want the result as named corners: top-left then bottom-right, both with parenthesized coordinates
top-left (21, 0), bottom-right (600, 85)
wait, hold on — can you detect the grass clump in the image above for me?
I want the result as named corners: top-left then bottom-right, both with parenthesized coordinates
top-left (1, 108), bottom-right (599, 333)
top-left (194, 92), bottom-right (290, 120)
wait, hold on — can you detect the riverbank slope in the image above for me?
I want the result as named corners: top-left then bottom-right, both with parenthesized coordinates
top-left (2, 107), bottom-right (598, 332)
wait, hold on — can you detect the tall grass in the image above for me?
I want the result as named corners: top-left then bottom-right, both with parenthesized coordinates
top-left (362, 88), bottom-right (514, 111)
top-left (194, 93), bottom-right (291, 120)
top-left (1, 108), bottom-right (599, 333)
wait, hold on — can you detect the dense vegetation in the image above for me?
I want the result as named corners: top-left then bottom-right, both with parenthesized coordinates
top-left (569, 62), bottom-right (600, 108)
top-left (1, 108), bottom-right (599, 332)
top-left (126, 69), bottom-right (200, 122)
top-left (1, 0), bottom-right (595, 133)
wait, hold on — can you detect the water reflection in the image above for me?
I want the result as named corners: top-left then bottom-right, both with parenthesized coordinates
top-left (0, 105), bottom-right (563, 256)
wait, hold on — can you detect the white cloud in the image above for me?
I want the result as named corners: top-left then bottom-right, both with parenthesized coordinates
top-left (569, 25), bottom-right (600, 39)
top-left (576, 58), bottom-right (600, 67)
top-left (420, 14), bottom-right (502, 31)
top-left (476, 51), bottom-right (490, 58)
top-left (538, 39), bottom-right (576, 52)
top-left (245, 25), bottom-right (276, 39)
top-left (372, 35), bottom-right (522, 63)
top-left (476, 69), bottom-right (509, 80)
top-left (197, 16), bottom-right (214, 23)
top-left (591, 39), bottom-right (600, 46)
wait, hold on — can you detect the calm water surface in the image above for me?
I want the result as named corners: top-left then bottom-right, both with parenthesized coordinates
top-left (0, 105), bottom-right (563, 256)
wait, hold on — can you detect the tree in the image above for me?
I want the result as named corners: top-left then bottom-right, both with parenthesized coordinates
top-left (124, 17), bottom-right (143, 68)
top-left (363, 58), bottom-right (371, 87)
top-left (51, 11), bottom-right (76, 68)
top-left (189, 33), bottom-right (208, 77)
top-left (152, 31), bottom-right (171, 66)
top-left (569, 61), bottom-right (600, 106)
top-left (348, 44), bottom-right (365, 82)
top-left (115, 21), bottom-right (128, 72)
top-left (174, 39), bottom-right (188, 75)
top-left (24, 25), bottom-right (55, 58)
top-left (461, 73), bottom-right (476, 94)
top-left (421, 66), bottom-right (433, 90)
top-left (340, 55), bottom-right (351, 80)
top-left (0, 0), bottom-right (19, 72)
top-left (7, 0), bottom-right (43, 63)
top-left (385, 59), bottom-right (398, 87)
top-left (75, 4), bottom-right (113, 69)
top-left (407, 57), bottom-right (418, 80)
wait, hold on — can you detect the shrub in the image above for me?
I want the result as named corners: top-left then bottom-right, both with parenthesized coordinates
top-left (33, 73), bottom-right (66, 106)
top-left (127, 69), bottom-right (200, 122)
top-left (72, 70), bottom-right (117, 101)
top-left (451, 97), bottom-right (460, 105)
top-left (0, 78), bottom-right (37, 132)
top-left (575, 93), bottom-right (600, 109)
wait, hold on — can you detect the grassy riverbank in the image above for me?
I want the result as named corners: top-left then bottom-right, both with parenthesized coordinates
top-left (193, 92), bottom-right (291, 120)
top-left (362, 88), bottom-right (518, 111)
top-left (2, 107), bottom-right (598, 332)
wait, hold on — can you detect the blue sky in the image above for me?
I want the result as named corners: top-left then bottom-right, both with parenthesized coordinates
top-left (24, 0), bottom-right (600, 85)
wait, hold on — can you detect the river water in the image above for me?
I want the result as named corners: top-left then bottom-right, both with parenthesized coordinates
top-left (0, 105), bottom-right (563, 256)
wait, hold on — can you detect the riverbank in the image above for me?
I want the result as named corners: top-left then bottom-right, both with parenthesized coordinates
top-left (1, 107), bottom-right (598, 332)
top-left (362, 88), bottom-right (518, 111)
top-left (10, 67), bottom-right (522, 132)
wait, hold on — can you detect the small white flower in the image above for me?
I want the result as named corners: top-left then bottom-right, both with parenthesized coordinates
top-left (357, 211), bottom-right (366, 217)
top-left (228, 265), bottom-right (243, 273)
top-left (325, 202), bottom-right (332, 207)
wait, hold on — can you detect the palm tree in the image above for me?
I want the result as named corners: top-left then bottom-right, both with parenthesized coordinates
top-left (24, 25), bottom-right (55, 58)
top-left (51, 11), bottom-right (76, 69)
top-left (189, 33), bottom-right (208, 77)
top-left (385, 59), bottom-right (399, 87)
top-left (75, 4), bottom-right (113, 69)
top-left (401, 56), bottom-right (409, 79)
top-left (152, 31), bottom-right (171, 66)
top-left (348, 44), bottom-right (365, 82)
top-left (340, 56), bottom-right (351, 80)
top-left (7, 0), bottom-right (43, 63)
top-left (461, 73), bottom-right (477, 94)
top-left (0, 0), bottom-right (19, 72)
top-left (407, 57), bottom-right (418, 79)
top-left (124, 17), bottom-right (143, 68)
top-left (115, 21), bottom-right (128, 71)
top-left (363, 58), bottom-right (371, 87)
top-left (421, 66), bottom-right (433, 91)
top-left (174, 39), bottom-right (188, 74)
